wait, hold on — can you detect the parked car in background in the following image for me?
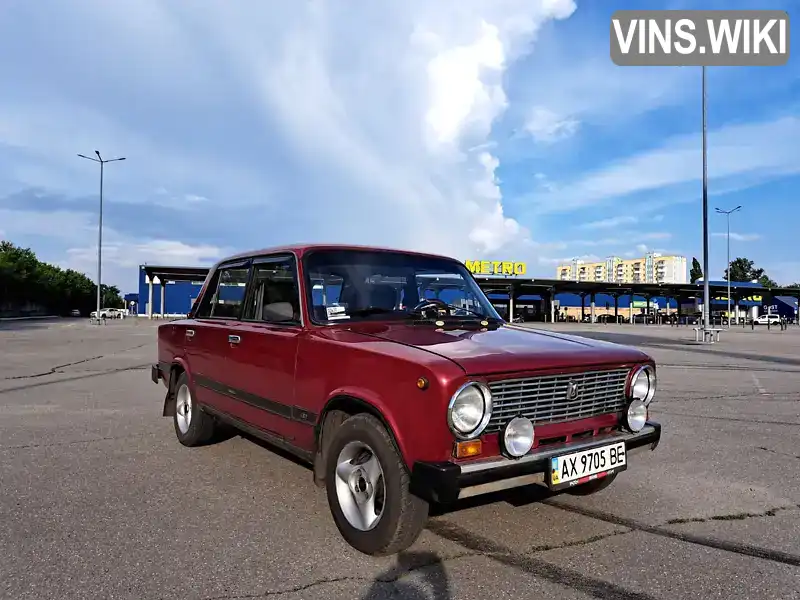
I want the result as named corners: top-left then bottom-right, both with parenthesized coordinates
top-left (754, 313), bottom-right (781, 325)
top-left (90, 308), bottom-right (125, 319)
top-left (151, 244), bottom-right (662, 556)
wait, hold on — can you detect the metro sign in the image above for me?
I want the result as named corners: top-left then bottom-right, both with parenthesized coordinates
top-left (465, 260), bottom-right (527, 276)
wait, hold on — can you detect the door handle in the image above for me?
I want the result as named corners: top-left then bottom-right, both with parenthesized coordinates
top-left (228, 334), bottom-right (241, 344)
top-left (185, 329), bottom-right (195, 338)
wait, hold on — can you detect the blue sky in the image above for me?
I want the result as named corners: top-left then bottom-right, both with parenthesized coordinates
top-left (0, 0), bottom-right (797, 293)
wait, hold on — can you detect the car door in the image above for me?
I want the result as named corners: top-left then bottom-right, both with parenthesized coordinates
top-left (224, 253), bottom-right (309, 447)
top-left (183, 259), bottom-right (252, 411)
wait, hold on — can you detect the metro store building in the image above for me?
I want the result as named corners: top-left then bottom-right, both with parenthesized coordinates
top-left (128, 259), bottom-right (798, 324)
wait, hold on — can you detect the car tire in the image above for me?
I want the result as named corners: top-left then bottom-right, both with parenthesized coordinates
top-left (565, 472), bottom-right (617, 496)
top-left (324, 413), bottom-right (429, 556)
top-left (172, 371), bottom-right (217, 446)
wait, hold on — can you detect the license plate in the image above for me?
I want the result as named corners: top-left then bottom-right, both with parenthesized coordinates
top-left (548, 441), bottom-right (627, 491)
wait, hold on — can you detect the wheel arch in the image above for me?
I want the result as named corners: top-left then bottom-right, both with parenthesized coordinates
top-left (162, 357), bottom-right (191, 417)
top-left (313, 392), bottom-right (409, 486)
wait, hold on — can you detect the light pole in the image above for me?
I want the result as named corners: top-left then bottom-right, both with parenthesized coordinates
top-left (715, 205), bottom-right (742, 328)
top-left (701, 65), bottom-right (711, 341)
top-left (78, 151), bottom-right (126, 322)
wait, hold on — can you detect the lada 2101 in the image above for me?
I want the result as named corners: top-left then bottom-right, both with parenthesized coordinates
top-left (151, 245), bottom-right (661, 555)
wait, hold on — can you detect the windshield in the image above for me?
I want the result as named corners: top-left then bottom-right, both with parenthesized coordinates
top-left (303, 249), bottom-right (502, 324)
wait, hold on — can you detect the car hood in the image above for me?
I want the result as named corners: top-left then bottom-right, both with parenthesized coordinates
top-left (349, 322), bottom-right (650, 375)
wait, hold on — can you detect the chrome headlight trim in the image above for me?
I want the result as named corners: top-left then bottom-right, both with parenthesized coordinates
top-left (447, 381), bottom-right (493, 440)
top-left (628, 364), bottom-right (656, 406)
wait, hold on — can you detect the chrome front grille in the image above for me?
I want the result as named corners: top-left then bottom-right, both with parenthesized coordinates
top-left (486, 368), bottom-right (630, 433)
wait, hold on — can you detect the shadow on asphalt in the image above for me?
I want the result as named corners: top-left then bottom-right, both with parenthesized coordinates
top-left (361, 551), bottom-right (451, 599)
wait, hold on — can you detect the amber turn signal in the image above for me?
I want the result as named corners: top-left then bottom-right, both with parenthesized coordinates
top-left (416, 377), bottom-right (429, 390)
top-left (454, 439), bottom-right (482, 459)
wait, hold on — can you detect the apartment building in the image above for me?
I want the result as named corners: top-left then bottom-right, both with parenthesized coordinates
top-left (556, 253), bottom-right (688, 284)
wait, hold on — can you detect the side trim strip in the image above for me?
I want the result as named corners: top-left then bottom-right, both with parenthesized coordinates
top-left (193, 374), bottom-right (318, 425)
top-left (201, 405), bottom-right (315, 464)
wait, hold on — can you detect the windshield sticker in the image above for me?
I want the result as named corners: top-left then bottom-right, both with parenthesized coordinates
top-left (326, 306), bottom-right (349, 319)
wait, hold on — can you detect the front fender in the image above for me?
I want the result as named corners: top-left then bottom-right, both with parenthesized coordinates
top-left (322, 386), bottom-right (410, 465)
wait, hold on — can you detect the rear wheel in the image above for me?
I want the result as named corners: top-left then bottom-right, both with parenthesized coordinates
top-left (565, 472), bottom-right (617, 496)
top-left (172, 371), bottom-right (217, 446)
top-left (324, 413), bottom-right (429, 556)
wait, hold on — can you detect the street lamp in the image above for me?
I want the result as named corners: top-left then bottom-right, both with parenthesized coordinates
top-left (701, 65), bottom-right (711, 341)
top-left (78, 151), bottom-right (126, 323)
top-left (715, 205), bottom-right (742, 328)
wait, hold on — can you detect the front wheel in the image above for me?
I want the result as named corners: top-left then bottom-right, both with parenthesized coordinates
top-left (324, 413), bottom-right (429, 556)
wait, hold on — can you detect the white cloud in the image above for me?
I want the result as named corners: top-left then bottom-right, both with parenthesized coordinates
top-left (528, 115), bottom-right (800, 213)
top-left (511, 36), bottom-right (696, 145)
top-left (712, 232), bottom-right (761, 242)
top-left (0, 207), bottom-right (226, 290)
top-left (524, 106), bottom-right (580, 143)
top-left (639, 232), bottom-right (671, 241)
top-left (636, 243), bottom-right (649, 254)
top-left (65, 239), bottom-right (224, 272)
top-left (580, 215), bottom-right (639, 229)
top-left (0, 0), bottom-right (579, 273)
top-left (0, 208), bottom-right (96, 246)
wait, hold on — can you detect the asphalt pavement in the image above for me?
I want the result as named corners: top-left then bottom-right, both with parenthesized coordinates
top-left (2, 318), bottom-right (799, 600)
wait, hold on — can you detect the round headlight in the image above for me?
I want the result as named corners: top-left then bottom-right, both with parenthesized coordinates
top-left (501, 416), bottom-right (535, 458)
top-left (625, 399), bottom-right (648, 432)
top-left (629, 365), bottom-right (656, 405)
top-left (447, 382), bottom-right (492, 439)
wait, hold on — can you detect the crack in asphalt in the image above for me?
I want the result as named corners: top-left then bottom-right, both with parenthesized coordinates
top-left (198, 551), bottom-right (478, 600)
top-left (200, 576), bottom-right (373, 599)
top-left (0, 432), bottom-right (161, 451)
top-left (756, 446), bottom-right (800, 460)
top-left (0, 343), bottom-right (149, 382)
top-left (523, 527), bottom-right (632, 553)
top-left (1, 354), bottom-right (107, 380)
top-left (653, 410), bottom-right (800, 427)
top-left (426, 519), bottom-right (658, 600)
top-left (0, 364), bottom-right (151, 395)
top-left (545, 501), bottom-right (800, 567)
top-left (665, 504), bottom-right (800, 525)
top-left (199, 528), bottom-right (638, 600)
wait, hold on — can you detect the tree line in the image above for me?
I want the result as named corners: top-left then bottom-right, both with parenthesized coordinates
top-left (690, 256), bottom-right (799, 289)
top-left (0, 240), bottom-right (123, 318)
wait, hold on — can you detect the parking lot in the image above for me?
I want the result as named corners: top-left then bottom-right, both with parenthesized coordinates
top-left (2, 318), bottom-right (799, 600)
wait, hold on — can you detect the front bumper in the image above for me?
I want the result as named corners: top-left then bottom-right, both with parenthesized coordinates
top-left (409, 421), bottom-right (661, 504)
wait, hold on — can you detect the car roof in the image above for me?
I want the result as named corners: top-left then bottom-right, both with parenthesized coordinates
top-left (214, 243), bottom-right (461, 268)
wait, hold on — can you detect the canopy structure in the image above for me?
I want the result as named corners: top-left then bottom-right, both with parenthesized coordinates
top-left (141, 265), bottom-right (210, 318)
top-left (141, 265), bottom-right (210, 284)
top-left (471, 276), bottom-right (800, 323)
